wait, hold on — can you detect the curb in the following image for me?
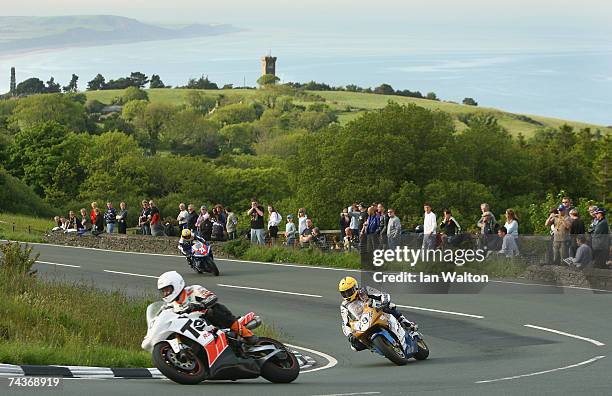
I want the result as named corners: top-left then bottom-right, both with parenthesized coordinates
top-left (0, 350), bottom-right (317, 379)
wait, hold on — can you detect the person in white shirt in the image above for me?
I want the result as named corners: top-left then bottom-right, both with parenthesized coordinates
top-left (267, 205), bottom-right (282, 245)
top-left (177, 203), bottom-right (189, 231)
top-left (297, 208), bottom-right (308, 235)
top-left (504, 208), bottom-right (519, 240)
top-left (422, 203), bottom-right (437, 250)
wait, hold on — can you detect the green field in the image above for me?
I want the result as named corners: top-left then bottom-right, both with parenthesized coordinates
top-left (0, 213), bottom-right (53, 243)
top-left (86, 88), bottom-right (608, 137)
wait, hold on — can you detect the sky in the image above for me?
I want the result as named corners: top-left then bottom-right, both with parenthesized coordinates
top-left (3, 0), bottom-right (612, 34)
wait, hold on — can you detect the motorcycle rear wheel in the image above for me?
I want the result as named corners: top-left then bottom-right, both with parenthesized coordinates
top-left (152, 341), bottom-right (207, 384)
top-left (256, 337), bottom-right (300, 383)
top-left (371, 336), bottom-right (409, 366)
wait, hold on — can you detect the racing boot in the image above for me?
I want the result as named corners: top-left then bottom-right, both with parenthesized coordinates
top-left (399, 315), bottom-right (418, 332)
top-left (230, 321), bottom-right (259, 345)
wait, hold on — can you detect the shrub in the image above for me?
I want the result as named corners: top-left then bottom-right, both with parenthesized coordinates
top-left (0, 241), bottom-right (39, 276)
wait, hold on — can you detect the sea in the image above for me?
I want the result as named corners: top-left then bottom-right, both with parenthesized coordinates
top-left (1, 28), bottom-right (610, 125)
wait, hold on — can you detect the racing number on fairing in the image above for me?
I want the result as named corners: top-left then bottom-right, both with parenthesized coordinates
top-left (180, 319), bottom-right (207, 338)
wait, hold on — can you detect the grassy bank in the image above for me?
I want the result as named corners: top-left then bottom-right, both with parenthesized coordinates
top-left (0, 213), bottom-right (52, 243)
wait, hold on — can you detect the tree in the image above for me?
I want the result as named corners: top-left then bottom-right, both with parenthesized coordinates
top-left (219, 123), bottom-right (255, 154)
top-left (462, 97), bottom-right (478, 106)
top-left (121, 86), bottom-right (149, 103)
top-left (162, 109), bottom-right (221, 156)
top-left (185, 91), bottom-right (216, 114)
top-left (45, 77), bottom-right (61, 93)
top-left (593, 135), bottom-right (611, 204)
top-left (87, 74), bottom-right (106, 91)
top-left (374, 84), bottom-right (395, 95)
top-left (14, 78), bottom-right (46, 96)
top-left (122, 101), bottom-right (176, 154)
top-left (426, 92), bottom-right (438, 101)
top-left (11, 94), bottom-right (88, 132)
top-left (185, 75), bottom-right (219, 90)
top-left (10, 67), bottom-right (16, 94)
top-left (149, 74), bottom-right (166, 88)
top-left (257, 74), bottom-right (280, 87)
top-left (63, 74), bottom-right (79, 93)
top-left (211, 103), bottom-right (258, 125)
top-left (128, 72), bottom-right (149, 88)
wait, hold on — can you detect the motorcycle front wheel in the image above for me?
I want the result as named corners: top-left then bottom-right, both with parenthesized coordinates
top-left (152, 341), bottom-right (207, 384)
top-left (256, 337), bottom-right (300, 383)
top-left (204, 256), bottom-right (220, 276)
top-left (371, 336), bottom-right (409, 366)
top-left (414, 337), bottom-right (430, 360)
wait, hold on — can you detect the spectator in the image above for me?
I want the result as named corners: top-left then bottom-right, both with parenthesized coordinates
top-left (90, 202), bottom-right (98, 227)
top-left (477, 203), bottom-right (496, 226)
top-left (504, 209), bottom-right (519, 240)
top-left (587, 205), bottom-right (599, 234)
top-left (497, 226), bottom-right (519, 257)
top-left (422, 203), bottom-right (436, 250)
top-left (343, 228), bottom-right (355, 250)
top-left (569, 209), bottom-right (585, 257)
top-left (565, 235), bottom-right (593, 269)
top-left (117, 201), bottom-right (128, 234)
top-left (51, 216), bottom-right (63, 232)
top-left (297, 208), bottom-right (308, 236)
top-left (357, 203), bottom-right (368, 235)
top-left (285, 214), bottom-right (297, 246)
top-left (560, 197), bottom-right (574, 214)
top-left (376, 203), bottom-right (389, 250)
top-left (65, 210), bottom-right (82, 233)
top-left (79, 208), bottom-right (91, 232)
top-left (591, 208), bottom-right (610, 269)
top-left (364, 206), bottom-right (380, 253)
top-left (347, 203), bottom-right (361, 237)
top-left (478, 211), bottom-right (499, 251)
top-left (439, 209), bottom-right (461, 247)
top-left (387, 208), bottom-right (402, 250)
top-left (139, 200), bottom-right (151, 235)
top-left (92, 208), bottom-right (104, 236)
top-left (104, 202), bottom-right (117, 234)
top-left (149, 200), bottom-right (163, 236)
top-left (177, 203), bottom-right (189, 231)
top-left (215, 204), bottom-right (227, 226)
top-left (339, 208), bottom-right (351, 240)
top-left (311, 227), bottom-right (326, 249)
top-left (186, 204), bottom-right (198, 232)
top-left (267, 205), bottom-right (282, 245)
top-left (248, 199), bottom-right (266, 245)
top-left (196, 206), bottom-right (212, 240)
top-left (300, 218), bottom-right (315, 246)
top-left (225, 207), bottom-right (238, 240)
top-left (211, 214), bottom-right (225, 241)
top-left (546, 206), bottom-right (571, 265)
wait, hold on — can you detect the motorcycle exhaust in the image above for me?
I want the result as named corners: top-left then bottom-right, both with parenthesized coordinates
top-left (245, 316), bottom-right (262, 330)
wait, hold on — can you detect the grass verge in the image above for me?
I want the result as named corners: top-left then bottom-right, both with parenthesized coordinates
top-left (0, 213), bottom-right (52, 243)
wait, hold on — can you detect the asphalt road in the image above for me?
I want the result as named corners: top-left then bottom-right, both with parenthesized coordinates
top-left (2, 243), bottom-right (611, 396)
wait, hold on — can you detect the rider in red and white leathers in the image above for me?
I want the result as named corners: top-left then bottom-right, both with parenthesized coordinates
top-left (339, 277), bottom-right (416, 351)
top-left (158, 270), bottom-right (258, 344)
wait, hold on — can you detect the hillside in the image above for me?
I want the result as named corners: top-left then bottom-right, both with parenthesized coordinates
top-left (0, 15), bottom-right (238, 54)
top-left (86, 88), bottom-right (608, 137)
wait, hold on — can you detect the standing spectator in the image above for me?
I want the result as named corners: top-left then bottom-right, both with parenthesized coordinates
top-left (569, 209), bottom-right (585, 257)
top-left (439, 209), bottom-right (461, 247)
top-left (422, 203), bottom-right (437, 250)
top-left (347, 203), bottom-right (361, 237)
top-left (92, 208), bottom-right (104, 236)
top-left (149, 200), bottom-right (163, 236)
top-left (117, 201), bottom-right (128, 234)
top-left (376, 203), bottom-right (389, 250)
top-left (187, 204), bottom-right (198, 232)
top-left (248, 199), bottom-right (266, 245)
top-left (80, 208), bottom-right (91, 232)
top-left (215, 204), bottom-right (227, 226)
top-left (504, 209), bottom-right (519, 240)
top-left (546, 206), bottom-right (571, 265)
top-left (285, 214), bottom-right (296, 246)
top-left (567, 235), bottom-right (593, 269)
top-left (587, 205), bottom-right (600, 234)
top-left (90, 202), bottom-right (98, 227)
top-left (139, 200), bottom-right (151, 235)
top-left (297, 208), bottom-right (308, 236)
top-left (387, 208), bottom-right (402, 250)
top-left (364, 206), bottom-right (380, 253)
top-left (267, 205), bottom-right (282, 245)
top-left (196, 206), bottom-right (212, 240)
top-left (104, 202), bottom-right (117, 234)
top-left (211, 214), bottom-right (225, 241)
top-left (225, 207), bottom-right (238, 240)
top-left (591, 208), bottom-right (610, 269)
top-left (339, 208), bottom-right (351, 240)
top-left (177, 203), bottom-right (189, 231)
top-left (478, 203), bottom-right (496, 224)
top-left (478, 211), bottom-right (499, 251)
top-left (497, 226), bottom-right (519, 257)
top-left (65, 211), bottom-right (81, 233)
top-left (560, 197), bottom-right (574, 214)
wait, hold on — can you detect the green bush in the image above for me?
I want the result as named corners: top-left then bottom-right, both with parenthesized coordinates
top-left (0, 241), bottom-right (39, 275)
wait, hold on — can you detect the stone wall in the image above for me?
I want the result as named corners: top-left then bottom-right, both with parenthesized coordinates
top-left (523, 265), bottom-right (612, 290)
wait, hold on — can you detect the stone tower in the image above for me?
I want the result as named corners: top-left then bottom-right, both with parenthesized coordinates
top-left (261, 54), bottom-right (277, 76)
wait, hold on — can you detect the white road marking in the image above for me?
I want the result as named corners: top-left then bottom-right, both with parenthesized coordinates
top-left (36, 260), bottom-right (81, 268)
top-left (489, 280), bottom-right (612, 293)
top-left (217, 283), bottom-right (323, 298)
top-left (312, 392), bottom-right (380, 396)
top-left (476, 355), bottom-right (606, 384)
top-left (396, 304), bottom-right (484, 319)
top-left (285, 343), bottom-right (338, 374)
top-left (103, 270), bottom-right (159, 279)
top-left (524, 324), bottom-right (606, 346)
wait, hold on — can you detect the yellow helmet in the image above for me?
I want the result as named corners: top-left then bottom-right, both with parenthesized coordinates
top-left (339, 276), bottom-right (358, 302)
top-left (181, 228), bottom-right (192, 240)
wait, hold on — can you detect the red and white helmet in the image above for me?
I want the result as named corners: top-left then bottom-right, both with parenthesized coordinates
top-left (157, 271), bottom-right (185, 303)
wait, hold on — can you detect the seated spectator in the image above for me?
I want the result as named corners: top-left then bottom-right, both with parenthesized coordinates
top-left (311, 227), bottom-right (326, 249)
top-left (285, 214), bottom-right (297, 246)
top-left (343, 227), bottom-right (354, 250)
top-left (51, 216), bottom-right (63, 232)
top-left (79, 208), bottom-right (91, 232)
top-left (439, 209), bottom-right (461, 247)
top-left (564, 235), bottom-right (593, 269)
top-left (497, 226), bottom-right (519, 257)
top-left (65, 211), bottom-right (82, 233)
top-left (300, 218), bottom-right (315, 246)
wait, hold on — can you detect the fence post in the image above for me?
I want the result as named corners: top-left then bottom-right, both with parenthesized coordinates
top-left (12, 223), bottom-right (15, 232)
top-left (28, 225), bottom-right (31, 234)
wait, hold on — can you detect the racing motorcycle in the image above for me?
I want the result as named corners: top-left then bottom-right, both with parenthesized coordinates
top-left (142, 301), bottom-right (300, 385)
top-left (186, 241), bottom-right (220, 276)
top-left (350, 301), bottom-right (429, 365)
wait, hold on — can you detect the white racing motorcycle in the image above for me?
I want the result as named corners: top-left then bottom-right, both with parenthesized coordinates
top-left (142, 301), bottom-right (300, 384)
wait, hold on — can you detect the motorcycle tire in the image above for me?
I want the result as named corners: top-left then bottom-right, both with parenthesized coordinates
top-left (371, 335), bottom-right (409, 366)
top-left (204, 256), bottom-right (220, 276)
top-left (152, 341), bottom-right (207, 385)
top-left (414, 337), bottom-right (430, 360)
top-left (256, 337), bottom-right (300, 383)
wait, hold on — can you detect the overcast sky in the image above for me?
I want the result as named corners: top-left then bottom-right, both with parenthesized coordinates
top-left (3, 0), bottom-right (611, 34)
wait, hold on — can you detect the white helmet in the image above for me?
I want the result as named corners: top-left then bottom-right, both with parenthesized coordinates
top-left (157, 271), bottom-right (185, 303)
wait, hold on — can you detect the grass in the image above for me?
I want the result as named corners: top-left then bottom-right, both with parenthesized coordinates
top-left (86, 88), bottom-right (609, 138)
top-left (0, 213), bottom-right (53, 243)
